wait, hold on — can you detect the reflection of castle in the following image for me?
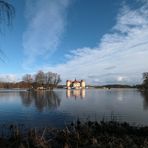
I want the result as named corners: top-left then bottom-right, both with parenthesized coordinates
top-left (66, 89), bottom-right (85, 99)
top-left (66, 79), bottom-right (85, 89)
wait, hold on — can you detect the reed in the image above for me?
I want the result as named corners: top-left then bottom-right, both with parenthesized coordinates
top-left (0, 120), bottom-right (148, 147)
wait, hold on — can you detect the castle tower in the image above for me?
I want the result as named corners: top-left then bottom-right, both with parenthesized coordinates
top-left (66, 80), bottom-right (71, 89)
top-left (81, 80), bottom-right (85, 88)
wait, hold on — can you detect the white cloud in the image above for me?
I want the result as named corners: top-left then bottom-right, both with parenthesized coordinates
top-left (23, 0), bottom-right (70, 68)
top-left (44, 1), bottom-right (148, 85)
top-left (117, 76), bottom-right (126, 82)
top-left (0, 74), bottom-right (17, 82)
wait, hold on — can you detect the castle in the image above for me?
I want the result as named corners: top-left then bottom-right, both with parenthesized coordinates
top-left (66, 79), bottom-right (85, 89)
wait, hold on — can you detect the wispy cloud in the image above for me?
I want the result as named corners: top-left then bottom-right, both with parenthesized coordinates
top-left (23, 0), bottom-right (70, 68)
top-left (44, 1), bottom-right (148, 85)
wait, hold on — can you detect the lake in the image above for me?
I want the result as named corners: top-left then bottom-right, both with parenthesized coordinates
top-left (0, 88), bottom-right (148, 128)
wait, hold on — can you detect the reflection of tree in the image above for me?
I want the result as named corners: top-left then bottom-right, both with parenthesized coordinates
top-left (20, 92), bottom-right (33, 107)
top-left (140, 91), bottom-right (148, 110)
top-left (20, 91), bottom-right (61, 112)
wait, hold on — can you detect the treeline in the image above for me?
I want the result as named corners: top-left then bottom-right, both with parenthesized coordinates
top-left (95, 84), bottom-right (134, 89)
top-left (0, 81), bottom-right (30, 89)
top-left (0, 70), bottom-right (61, 90)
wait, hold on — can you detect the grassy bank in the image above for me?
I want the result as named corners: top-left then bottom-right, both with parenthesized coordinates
top-left (1, 120), bottom-right (148, 147)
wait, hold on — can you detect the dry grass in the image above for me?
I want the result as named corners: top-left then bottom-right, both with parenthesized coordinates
top-left (0, 121), bottom-right (148, 147)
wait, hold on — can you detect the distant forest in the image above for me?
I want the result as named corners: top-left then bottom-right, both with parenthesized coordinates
top-left (0, 81), bottom-right (30, 89)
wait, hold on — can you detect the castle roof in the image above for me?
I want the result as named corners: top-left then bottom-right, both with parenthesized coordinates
top-left (66, 79), bottom-right (85, 83)
top-left (73, 80), bottom-right (80, 83)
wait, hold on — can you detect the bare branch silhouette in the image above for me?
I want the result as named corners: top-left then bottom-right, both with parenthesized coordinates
top-left (0, 0), bottom-right (15, 62)
top-left (0, 0), bottom-right (15, 26)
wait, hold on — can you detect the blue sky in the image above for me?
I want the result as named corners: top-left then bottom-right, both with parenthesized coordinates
top-left (0, 0), bottom-right (148, 84)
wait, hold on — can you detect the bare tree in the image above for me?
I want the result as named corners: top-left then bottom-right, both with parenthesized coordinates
top-left (45, 72), bottom-right (53, 85)
top-left (22, 74), bottom-right (33, 83)
top-left (22, 74), bottom-right (33, 88)
top-left (22, 71), bottom-right (61, 90)
top-left (0, 0), bottom-right (15, 27)
top-left (142, 72), bottom-right (148, 89)
top-left (45, 72), bottom-right (61, 90)
top-left (143, 72), bottom-right (148, 80)
top-left (53, 73), bottom-right (61, 86)
top-left (0, 0), bottom-right (15, 61)
top-left (35, 70), bottom-right (45, 85)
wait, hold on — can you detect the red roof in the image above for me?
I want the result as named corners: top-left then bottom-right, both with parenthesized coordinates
top-left (73, 80), bottom-right (80, 83)
top-left (66, 79), bottom-right (85, 83)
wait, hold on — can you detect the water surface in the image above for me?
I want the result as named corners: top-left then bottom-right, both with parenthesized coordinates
top-left (0, 88), bottom-right (148, 128)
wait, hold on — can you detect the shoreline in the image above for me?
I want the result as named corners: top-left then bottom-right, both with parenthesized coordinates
top-left (0, 120), bottom-right (148, 147)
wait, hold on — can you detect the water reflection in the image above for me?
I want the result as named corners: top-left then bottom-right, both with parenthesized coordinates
top-left (140, 91), bottom-right (148, 110)
top-left (66, 89), bottom-right (85, 99)
top-left (0, 91), bottom-right (22, 103)
top-left (20, 91), bottom-right (61, 112)
top-left (1, 89), bottom-right (148, 127)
